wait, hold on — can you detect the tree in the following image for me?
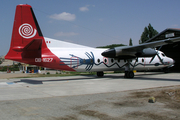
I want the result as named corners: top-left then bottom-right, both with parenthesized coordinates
top-left (148, 23), bottom-right (158, 38)
top-left (139, 23), bottom-right (159, 44)
top-left (129, 38), bottom-right (133, 46)
top-left (139, 27), bottom-right (149, 44)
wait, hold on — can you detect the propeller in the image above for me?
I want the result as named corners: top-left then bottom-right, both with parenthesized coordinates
top-left (157, 52), bottom-right (164, 64)
top-left (149, 54), bottom-right (156, 63)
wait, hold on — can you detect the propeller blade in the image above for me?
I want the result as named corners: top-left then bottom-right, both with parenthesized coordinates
top-left (149, 50), bottom-right (158, 63)
top-left (149, 55), bottom-right (156, 63)
top-left (157, 53), bottom-right (164, 64)
top-left (158, 46), bottom-right (162, 50)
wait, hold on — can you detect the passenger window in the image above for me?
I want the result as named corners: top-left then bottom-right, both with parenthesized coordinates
top-left (142, 59), bottom-right (144, 62)
top-left (97, 59), bottom-right (100, 63)
top-left (104, 58), bottom-right (107, 63)
top-left (111, 59), bottom-right (114, 63)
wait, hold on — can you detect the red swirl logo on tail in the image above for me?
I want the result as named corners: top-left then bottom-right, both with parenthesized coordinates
top-left (19, 23), bottom-right (37, 39)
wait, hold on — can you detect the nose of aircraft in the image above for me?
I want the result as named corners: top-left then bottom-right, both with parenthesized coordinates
top-left (173, 60), bottom-right (175, 64)
top-left (169, 58), bottom-right (175, 67)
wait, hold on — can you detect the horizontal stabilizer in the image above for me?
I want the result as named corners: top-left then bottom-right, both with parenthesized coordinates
top-left (24, 39), bottom-right (42, 51)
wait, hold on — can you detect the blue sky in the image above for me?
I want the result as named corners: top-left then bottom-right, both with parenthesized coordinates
top-left (0, 0), bottom-right (180, 56)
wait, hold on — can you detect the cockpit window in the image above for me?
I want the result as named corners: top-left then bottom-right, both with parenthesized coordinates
top-left (161, 53), bottom-right (166, 57)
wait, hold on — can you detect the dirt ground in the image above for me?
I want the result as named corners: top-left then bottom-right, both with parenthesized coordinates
top-left (56, 86), bottom-right (180, 120)
top-left (124, 86), bottom-right (180, 120)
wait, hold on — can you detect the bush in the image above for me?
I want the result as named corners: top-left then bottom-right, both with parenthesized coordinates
top-left (0, 65), bottom-right (19, 71)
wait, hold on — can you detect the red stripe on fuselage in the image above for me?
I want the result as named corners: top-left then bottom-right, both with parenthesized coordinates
top-left (40, 39), bottom-right (75, 71)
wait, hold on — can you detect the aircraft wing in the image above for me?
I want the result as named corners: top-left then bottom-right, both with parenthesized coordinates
top-left (101, 37), bottom-right (180, 59)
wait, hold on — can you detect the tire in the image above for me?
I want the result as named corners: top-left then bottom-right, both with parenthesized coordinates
top-left (125, 71), bottom-right (134, 78)
top-left (97, 71), bottom-right (104, 77)
top-left (128, 71), bottom-right (134, 78)
top-left (124, 71), bottom-right (129, 78)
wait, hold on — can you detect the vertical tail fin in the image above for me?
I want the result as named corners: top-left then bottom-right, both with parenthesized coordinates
top-left (5, 4), bottom-right (44, 60)
top-left (5, 4), bottom-right (75, 71)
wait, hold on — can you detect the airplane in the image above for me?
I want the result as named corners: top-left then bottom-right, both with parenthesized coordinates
top-left (5, 4), bottom-right (180, 78)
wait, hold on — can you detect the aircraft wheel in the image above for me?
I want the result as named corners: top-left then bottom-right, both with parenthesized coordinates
top-left (124, 71), bottom-right (128, 78)
top-left (97, 71), bottom-right (104, 77)
top-left (124, 71), bottom-right (134, 78)
top-left (128, 71), bottom-right (134, 78)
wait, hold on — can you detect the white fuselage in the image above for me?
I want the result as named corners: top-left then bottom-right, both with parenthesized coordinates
top-left (45, 37), bottom-right (174, 72)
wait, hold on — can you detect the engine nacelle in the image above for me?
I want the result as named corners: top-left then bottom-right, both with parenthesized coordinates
top-left (136, 48), bottom-right (157, 57)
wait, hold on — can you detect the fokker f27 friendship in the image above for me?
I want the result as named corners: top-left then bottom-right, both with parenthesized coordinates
top-left (5, 4), bottom-right (180, 78)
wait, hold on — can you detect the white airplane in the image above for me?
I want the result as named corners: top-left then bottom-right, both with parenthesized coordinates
top-left (5, 4), bottom-right (180, 78)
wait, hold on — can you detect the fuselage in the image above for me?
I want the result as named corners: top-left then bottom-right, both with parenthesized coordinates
top-left (31, 37), bottom-right (174, 72)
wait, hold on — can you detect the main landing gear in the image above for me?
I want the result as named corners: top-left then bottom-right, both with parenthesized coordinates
top-left (124, 71), bottom-right (134, 78)
top-left (96, 71), bottom-right (104, 77)
top-left (124, 59), bottom-right (135, 78)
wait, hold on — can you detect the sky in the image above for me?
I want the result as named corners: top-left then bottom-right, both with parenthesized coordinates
top-left (0, 0), bottom-right (180, 56)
